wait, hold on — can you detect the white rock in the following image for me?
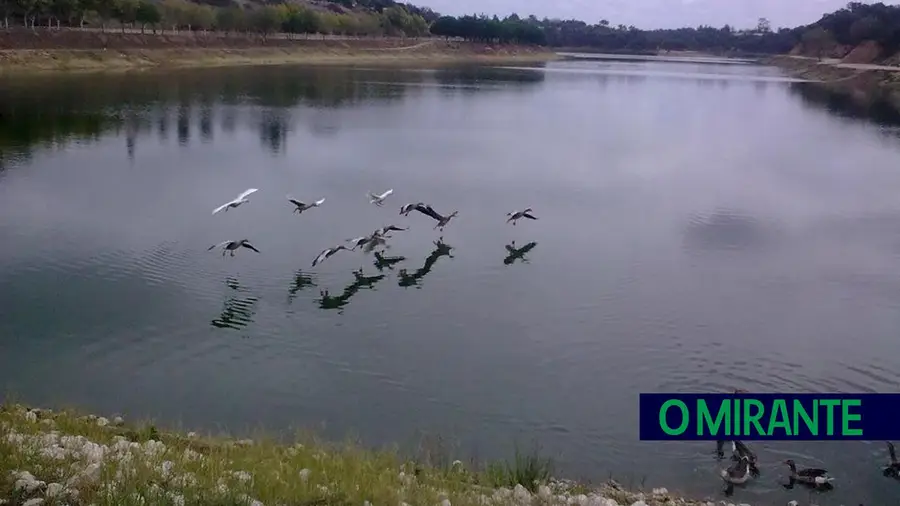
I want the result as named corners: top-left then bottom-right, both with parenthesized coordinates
top-left (25, 411), bottom-right (38, 422)
top-left (629, 502), bottom-right (648, 506)
top-left (187, 432), bottom-right (198, 439)
top-left (45, 483), bottom-right (64, 498)
top-left (299, 468), bottom-right (311, 482)
top-left (23, 499), bottom-right (44, 506)
top-left (538, 486), bottom-right (552, 498)
top-left (113, 416), bottom-right (125, 426)
top-left (96, 417), bottom-right (109, 427)
top-left (513, 484), bottom-right (531, 502)
top-left (651, 488), bottom-right (668, 496)
top-left (440, 500), bottom-right (451, 506)
top-left (233, 470), bottom-right (253, 483)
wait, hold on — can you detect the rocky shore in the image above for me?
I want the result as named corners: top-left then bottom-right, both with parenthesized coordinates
top-left (0, 403), bottom-right (748, 506)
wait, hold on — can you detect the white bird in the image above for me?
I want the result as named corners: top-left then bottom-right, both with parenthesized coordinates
top-left (347, 230), bottom-right (385, 251)
top-left (312, 245), bottom-right (351, 267)
top-left (369, 189), bottom-right (394, 207)
top-left (212, 188), bottom-right (259, 215)
top-left (287, 196), bottom-right (326, 215)
top-left (506, 208), bottom-right (538, 225)
top-left (207, 239), bottom-right (261, 257)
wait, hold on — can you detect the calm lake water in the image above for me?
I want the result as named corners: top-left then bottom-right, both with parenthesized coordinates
top-left (3, 55), bottom-right (900, 505)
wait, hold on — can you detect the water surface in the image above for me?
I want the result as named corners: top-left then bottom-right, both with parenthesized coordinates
top-left (2, 57), bottom-right (900, 506)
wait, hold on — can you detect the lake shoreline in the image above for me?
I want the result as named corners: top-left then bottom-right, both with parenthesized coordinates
top-left (764, 54), bottom-right (900, 110)
top-left (0, 30), bottom-right (559, 73)
top-left (0, 402), bottom-right (739, 506)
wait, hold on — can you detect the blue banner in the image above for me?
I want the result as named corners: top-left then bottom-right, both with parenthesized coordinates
top-left (639, 393), bottom-right (900, 441)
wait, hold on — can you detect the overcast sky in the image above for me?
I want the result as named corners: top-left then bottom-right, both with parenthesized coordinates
top-left (414, 0), bottom-right (900, 30)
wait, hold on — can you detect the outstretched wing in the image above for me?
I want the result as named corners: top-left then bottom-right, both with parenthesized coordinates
top-left (381, 189), bottom-right (394, 199)
top-left (288, 198), bottom-right (305, 208)
top-left (799, 468), bottom-right (828, 477)
top-left (237, 188), bottom-right (259, 200)
top-left (212, 201), bottom-right (233, 215)
top-left (314, 198), bottom-right (326, 206)
top-left (208, 240), bottom-right (231, 251)
top-left (242, 242), bottom-right (261, 253)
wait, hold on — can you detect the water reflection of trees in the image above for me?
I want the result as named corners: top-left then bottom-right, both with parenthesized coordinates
top-left (788, 82), bottom-right (900, 133)
top-left (210, 276), bottom-right (258, 331)
top-left (0, 64), bottom-right (545, 166)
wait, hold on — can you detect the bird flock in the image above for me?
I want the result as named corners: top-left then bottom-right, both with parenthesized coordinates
top-left (715, 390), bottom-right (900, 501)
top-left (207, 186), bottom-right (538, 266)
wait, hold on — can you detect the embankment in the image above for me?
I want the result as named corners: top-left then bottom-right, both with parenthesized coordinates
top-left (0, 403), bottom-right (737, 506)
top-left (0, 29), bottom-right (559, 73)
top-left (764, 54), bottom-right (900, 110)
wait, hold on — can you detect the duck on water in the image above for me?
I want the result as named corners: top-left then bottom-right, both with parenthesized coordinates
top-left (783, 459), bottom-right (835, 490)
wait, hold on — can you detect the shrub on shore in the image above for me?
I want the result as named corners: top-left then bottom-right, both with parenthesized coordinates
top-left (0, 403), bottom-right (706, 506)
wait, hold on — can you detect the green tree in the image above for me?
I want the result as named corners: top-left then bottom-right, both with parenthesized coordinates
top-left (848, 15), bottom-right (884, 44)
top-left (186, 3), bottom-right (214, 31)
top-left (802, 26), bottom-right (835, 60)
top-left (250, 5), bottom-right (281, 39)
top-left (93, 0), bottom-right (118, 31)
top-left (113, 0), bottom-right (137, 32)
top-left (134, 0), bottom-right (159, 32)
top-left (49, 0), bottom-right (79, 27)
top-left (756, 17), bottom-right (771, 33)
top-left (215, 5), bottom-right (245, 34)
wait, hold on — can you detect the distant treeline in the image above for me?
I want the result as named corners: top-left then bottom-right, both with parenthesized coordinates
top-left (2, 0), bottom-right (900, 55)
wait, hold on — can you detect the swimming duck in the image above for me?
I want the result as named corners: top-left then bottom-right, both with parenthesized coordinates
top-left (884, 441), bottom-right (900, 478)
top-left (731, 440), bottom-right (760, 477)
top-left (783, 459), bottom-right (834, 490)
top-left (720, 455), bottom-right (752, 496)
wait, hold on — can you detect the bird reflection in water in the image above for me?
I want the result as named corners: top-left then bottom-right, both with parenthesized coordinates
top-left (398, 238), bottom-right (454, 288)
top-left (316, 268), bottom-right (386, 313)
top-left (287, 269), bottom-right (318, 303)
top-left (373, 250), bottom-right (406, 272)
top-left (503, 241), bottom-right (537, 265)
top-left (210, 276), bottom-right (258, 330)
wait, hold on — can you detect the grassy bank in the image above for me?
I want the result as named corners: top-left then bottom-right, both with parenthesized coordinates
top-left (0, 30), bottom-right (558, 73)
top-left (0, 403), bottom-right (723, 506)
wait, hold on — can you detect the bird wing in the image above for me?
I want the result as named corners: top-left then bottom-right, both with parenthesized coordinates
top-left (212, 201), bottom-right (233, 215)
top-left (523, 212), bottom-right (538, 220)
top-left (314, 198), bottom-right (325, 206)
top-left (799, 468), bottom-right (828, 477)
top-left (208, 240), bottom-right (231, 251)
top-left (242, 242), bottom-right (261, 253)
top-left (416, 204), bottom-right (443, 221)
top-left (381, 189), bottom-right (393, 199)
top-left (237, 188), bottom-right (259, 200)
top-left (312, 249), bottom-right (329, 267)
top-left (368, 192), bottom-right (380, 201)
top-left (889, 441), bottom-right (898, 463)
top-left (288, 198), bottom-right (305, 208)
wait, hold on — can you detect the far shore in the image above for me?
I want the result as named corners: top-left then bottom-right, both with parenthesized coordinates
top-left (0, 29), bottom-right (559, 73)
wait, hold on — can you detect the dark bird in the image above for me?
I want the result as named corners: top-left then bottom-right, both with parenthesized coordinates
top-left (506, 208), bottom-right (538, 225)
top-left (207, 239), bottom-right (260, 257)
top-left (287, 196), bottom-right (325, 215)
top-left (884, 441), bottom-right (900, 478)
top-left (720, 455), bottom-right (753, 497)
top-left (731, 441), bottom-right (760, 477)
top-left (402, 203), bottom-right (458, 231)
top-left (783, 459), bottom-right (834, 490)
top-left (377, 225), bottom-right (409, 237)
top-left (312, 245), bottom-right (350, 267)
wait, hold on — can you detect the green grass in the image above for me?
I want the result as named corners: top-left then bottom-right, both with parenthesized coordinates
top-left (0, 403), bottom-right (683, 506)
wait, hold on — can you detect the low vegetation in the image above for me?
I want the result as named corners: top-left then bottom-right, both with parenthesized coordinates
top-left (0, 403), bottom-right (701, 506)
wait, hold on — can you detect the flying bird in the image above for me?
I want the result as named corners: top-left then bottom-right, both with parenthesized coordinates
top-left (207, 239), bottom-right (261, 257)
top-left (369, 189), bottom-right (394, 207)
top-left (506, 208), bottom-right (538, 225)
top-left (377, 225), bottom-right (409, 237)
top-left (312, 245), bottom-right (351, 267)
top-left (347, 230), bottom-right (384, 251)
top-left (400, 203), bottom-right (425, 216)
top-left (404, 203), bottom-right (458, 231)
top-left (288, 196), bottom-right (325, 215)
top-left (212, 188), bottom-right (259, 215)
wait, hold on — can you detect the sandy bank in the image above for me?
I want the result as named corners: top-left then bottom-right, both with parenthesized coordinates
top-left (765, 54), bottom-right (900, 109)
top-left (0, 30), bottom-right (558, 73)
top-left (0, 403), bottom-right (744, 506)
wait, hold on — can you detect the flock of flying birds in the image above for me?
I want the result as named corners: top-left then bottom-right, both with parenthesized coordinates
top-left (715, 391), bottom-right (900, 503)
top-left (206, 187), bottom-right (538, 267)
